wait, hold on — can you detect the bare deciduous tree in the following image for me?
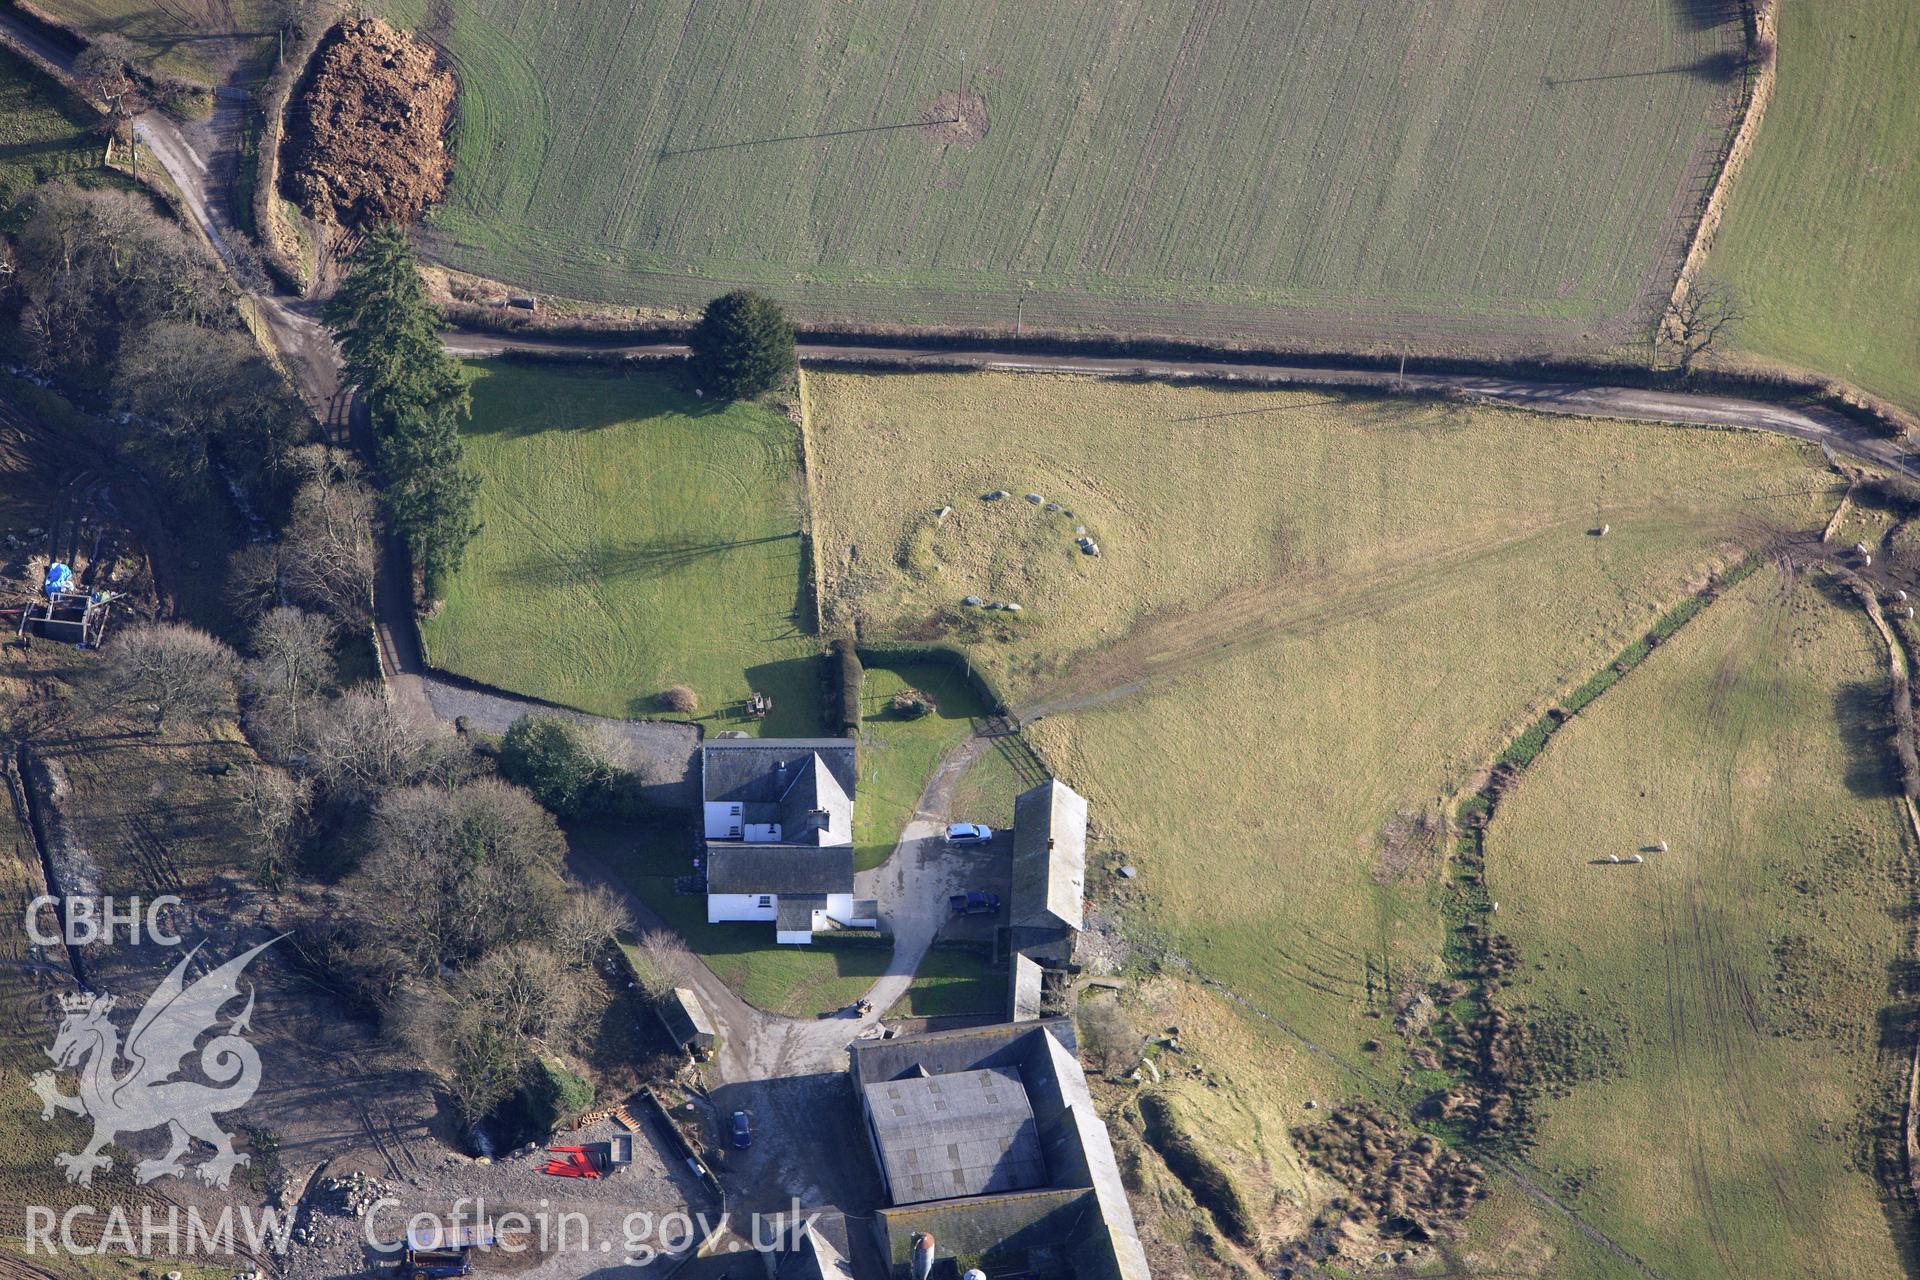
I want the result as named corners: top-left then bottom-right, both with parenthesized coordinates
top-left (225, 544), bottom-right (285, 624)
top-left (556, 885), bottom-right (632, 967)
top-left (631, 928), bottom-right (691, 998)
top-left (95, 623), bottom-right (239, 732)
top-left (236, 764), bottom-right (312, 887)
top-left (354, 778), bottom-right (568, 973)
top-left (281, 446), bottom-right (377, 621)
top-left (1077, 1000), bottom-right (1145, 1075)
top-left (244, 606), bottom-right (336, 749)
top-left (302, 688), bottom-right (448, 800)
top-left (1663, 280), bottom-right (1746, 375)
top-left (455, 943), bottom-right (581, 1043)
top-left (115, 322), bottom-right (303, 491)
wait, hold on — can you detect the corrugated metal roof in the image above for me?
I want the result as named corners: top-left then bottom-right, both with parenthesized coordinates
top-left (862, 1066), bottom-right (1048, 1203)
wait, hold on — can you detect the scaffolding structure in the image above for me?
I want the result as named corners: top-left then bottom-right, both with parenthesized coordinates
top-left (17, 589), bottom-right (117, 648)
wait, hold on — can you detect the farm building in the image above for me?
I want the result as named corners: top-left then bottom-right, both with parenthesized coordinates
top-left (763, 1216), bottom-right (855, 1280)
top-left (656, 987), bottom-right (717, 1054)
top-left (700, 738), bottom-right (873, 943)
top-left (1007, 779), bottom-right (1088, 1019)
top-left (849, 1020), bottom-right (1148, 1280)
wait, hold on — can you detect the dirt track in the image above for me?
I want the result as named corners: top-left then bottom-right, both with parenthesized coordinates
top-left (443, 331), bottom-right (1918, 482)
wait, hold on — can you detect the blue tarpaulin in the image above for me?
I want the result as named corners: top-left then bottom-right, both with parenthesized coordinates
top-left (43, 562), bottom-right (72, 596)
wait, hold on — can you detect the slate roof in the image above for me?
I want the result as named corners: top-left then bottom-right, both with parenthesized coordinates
top-left (770, 1218), bottom-right (853, 1280)
top-left (706, 845), bottom-right (853, 894)
top-left (777, 752), bottom-right (852, 846)
top-left (861, 1066), bottom-right (1048, 1203)
top-left (850, 1019), bottom-right (1079, 1089)
top-left (850, 1020), bottom-right (1149, 1279)
top-left (1012, 780), bottom-right (1088, 932)
top-left (1010, 953), bottom-right (1046, 1022)
top-left (776, 894), bottom-right (826, 930)
top-left (702, 739), bottom-right (857, 805)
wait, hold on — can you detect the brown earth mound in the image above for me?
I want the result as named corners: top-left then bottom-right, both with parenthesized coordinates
top-left (286, 17), bottom-right (455, 226)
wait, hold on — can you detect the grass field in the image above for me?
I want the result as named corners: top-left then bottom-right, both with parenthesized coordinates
top-left (810, 366), bottom-right (1845, 1109)
top-left (420, 362), bottom-right (823, 732)
top-left (1708, 2), bottom-right (1920, 413)
top-left (31, 0), bottom-right (275, 84)
top-left (1484, 565), bottom-right (1910, 1278)
top-left (808, 372), bottom-right (1900, 1272)
top-left (0, 44), bottom-right (113, 226)
top-left (852, 659), bottom-right (992, 871)
top-left (810, 370), bottom-right (1838, 711)
top-left (377, 0), bottom-right (1739, 350)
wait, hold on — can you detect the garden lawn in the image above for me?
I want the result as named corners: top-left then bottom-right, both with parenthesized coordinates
top-left (1484, 565), bottom-right (1909, 1278)
top-left (897, 944), bottom-right (1005, 1019)
top-left (378, 0), bottom-right (1739, 354)
top-left (421, 362), bottom-right (823, 733)
top-left (1708, 1), bottom-right (1920, 413)
top-left (851, 659), bottom-right (992, 871)
top-left (597, 819), bottom-right (976, 1019)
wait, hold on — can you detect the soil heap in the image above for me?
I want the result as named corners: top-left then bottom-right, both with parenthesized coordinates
top-left (287, 17), bottom-right (454, 226)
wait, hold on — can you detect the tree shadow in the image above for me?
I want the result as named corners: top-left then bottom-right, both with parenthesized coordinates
top-left (743, 655), bottom-right (831, 737)
top-left (461, 364), bottom-right (728, 437)
top-left (1833, 678), bottom-right (1900, 798)
top-left (1544, 49), bottom-right (1745, 88)
top-left (1670, 0), bottom-right (1744, 29)
top-left (500, 532), bottom-right (801, 586)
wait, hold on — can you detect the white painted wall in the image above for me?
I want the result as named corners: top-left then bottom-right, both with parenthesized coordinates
top-left (707, 892), bottom-right (776, 923)
top-left (703, 802), bottom-right (743, 840)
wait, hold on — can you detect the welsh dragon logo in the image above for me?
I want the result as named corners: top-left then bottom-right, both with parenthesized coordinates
top-left (31, 939), bottom-right (277, 1187)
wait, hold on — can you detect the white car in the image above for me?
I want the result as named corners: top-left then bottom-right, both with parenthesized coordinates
top-left (945, 823), bottom-right (993, 844)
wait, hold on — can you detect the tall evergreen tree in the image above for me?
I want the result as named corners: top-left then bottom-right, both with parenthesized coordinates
top-left (687, 290), bottom-right (796, 399)
top-left (324, 225), bottom-right (466, 420)
top-left (326, 224), bottom-right (478, 598)
top-left (381, 400), bottom-right (481, 591)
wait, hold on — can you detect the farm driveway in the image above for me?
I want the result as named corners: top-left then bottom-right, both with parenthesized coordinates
top-left (573, 732), bottom-right (990, 1086)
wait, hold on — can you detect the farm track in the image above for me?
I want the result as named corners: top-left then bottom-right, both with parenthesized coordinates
top-left (0, 10), bottom-right (1906, 1270)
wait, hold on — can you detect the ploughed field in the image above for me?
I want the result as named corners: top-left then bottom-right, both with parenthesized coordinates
top-left (380, 0), bottom-right (1744, 352)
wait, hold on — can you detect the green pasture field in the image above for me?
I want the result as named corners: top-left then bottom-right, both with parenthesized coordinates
top-left (808, 369), bottom-right (1863, 1270)
top-left (1708, 1), bottom-right (1920, 413)
top-left (378, 0), bottom-right (1740, 351)
top-left (1485, 565), bottom-right (1910, 1278)
top-left (31, 0), bottom-right (275, 84)
top-left (419, 361), bottom-right (824, 733)
top-left (0, 44), bottom-right (113, 225)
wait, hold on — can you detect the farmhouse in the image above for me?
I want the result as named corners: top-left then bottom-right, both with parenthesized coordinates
top-left (850, 1020), bottom-right (1149, 1279)
top-left (1007, 779), bottom-right (1088, 1019)
top-left (701, 738), bottom-right (872, 943)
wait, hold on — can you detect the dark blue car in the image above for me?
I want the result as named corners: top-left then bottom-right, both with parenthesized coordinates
top-left (731, 1110), bottom-right (752, 1149)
